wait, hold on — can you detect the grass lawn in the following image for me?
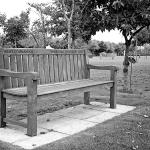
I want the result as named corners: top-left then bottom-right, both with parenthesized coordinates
top-left (0, 56), bottom-right (150, 150)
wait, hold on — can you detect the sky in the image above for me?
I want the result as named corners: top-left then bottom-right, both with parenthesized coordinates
top-left (0, 0), bottom-right (124, 43)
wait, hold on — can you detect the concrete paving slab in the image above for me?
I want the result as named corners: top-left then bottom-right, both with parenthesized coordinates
top-left (90, 102), bottom-right (134, 114)
top-left (13, 131), bottom-right (68, 149)
top-left (0, 102), bottom-right (136, 150)
top-left (0, 127), bottom-right (29, 143)
top-left (55, 106), bottom-right (104, 119)
top-left (103, 104), bottom-right (135, 113)
top-left (85, 111), bottom-right (120, 123)
top-left (7, 124), bottom-right (49, 135)
top-left (39, 117), bottom-right (97, 135)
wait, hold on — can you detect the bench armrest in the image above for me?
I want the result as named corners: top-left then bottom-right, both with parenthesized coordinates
top-left (87, 64), bottom-right (119, 71)
top-left (0, 69), bottom-right (39, 80)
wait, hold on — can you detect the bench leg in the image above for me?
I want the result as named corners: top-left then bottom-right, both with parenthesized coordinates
top-left (110, 84), bottom-right (116, 108)
top-left (84, 92), bottom-right (90, 105)
top-left (0, 96), bottom-right (6, 127)
top-left (27, 79), bottom-right (38, 137)
top-left (110, 69), bottom-right (117, 109)
top-left (27, 96), bottom-right (37, 136)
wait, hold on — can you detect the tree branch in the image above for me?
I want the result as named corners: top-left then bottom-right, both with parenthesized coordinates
top-left (122, 29), bottom-right (128, 42)
top-left (81, 0), bottom-right (91, 14)
top-left (70, 0), bottom-right (75, 21)
top-left (130, 26), bottom-right (146, 41)
top-left (61, 0), bottom-right (69, 21)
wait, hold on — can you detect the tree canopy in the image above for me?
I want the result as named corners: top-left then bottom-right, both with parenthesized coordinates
top-left (4, 15), bottom-right (28, 47)
top-left (81, 0), bottom-right (150, 43)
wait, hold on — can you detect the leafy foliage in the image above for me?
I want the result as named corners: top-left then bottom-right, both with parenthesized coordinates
top-left (88, 40), bottom-right (108, 56)
top-left (4, 16), bottom-right (28, 47)
top-left (136, 28), bottom-right (150, 46)
top-left (0, 13), bottom-right (6, 27)
top-left (81, 0), bottom-right (150, 44)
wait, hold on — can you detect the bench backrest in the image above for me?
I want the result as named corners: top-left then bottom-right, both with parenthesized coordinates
top-left (0, 48), bottom-right (88, 88)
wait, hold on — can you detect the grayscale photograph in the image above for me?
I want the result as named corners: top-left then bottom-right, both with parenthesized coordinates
top-left (0, 0), bottom-right (150, 149)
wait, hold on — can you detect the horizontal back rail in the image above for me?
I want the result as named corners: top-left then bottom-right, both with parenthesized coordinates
top-left (0, 48), bottom-right (85, 55)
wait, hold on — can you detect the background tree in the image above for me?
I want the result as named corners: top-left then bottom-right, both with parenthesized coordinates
top-left (47, 0), bottom-right (89, 48)
top-left (136, 28), bottom-right (150, 46)
top-left (114, 43), bottom-right (125, 56)
top-left (0, 13), bottom-right (6, 27)
top-left (28, 3), bottom-right (51, 48)
top-left (61, 0), bottom-right (75, 49)
top-left (0, 13), bottom-right (6, 47)
top-left (4, 16), bottom-right (28, 48)
top-left (81, 0), bottom-right (150, 91)
top-left (88, 40), bottom-right (107, 56)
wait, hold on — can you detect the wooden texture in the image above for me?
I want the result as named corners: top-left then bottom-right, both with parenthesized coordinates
top-left (62, 54), bottom-right (67, 81)
top-left (1, 48), bottom-right (85, 55)
top-left (27, 78), bottom-right (38, 136)
top-left (53, 54), bottom-right (59, 82)
top-left (0, 69), bottom-right (39, 80)
top-left (39, 55), bottom-right (45, 84)
top-left (83, 53), bottom-right (90, 105)
top-left (0, 76), bottom-right (6, 127)
top-left (1, 49), bottom-right (87, 87)
top-left (0, 48), bottom-right (118, 137)
top-left (88, 64), bottom-right (119, 71)
top-left (66, 55), bottom-right (71, 80)
top-left (3, 79), bottom-right (113, 96)
top-left (16, 55), bottom-right (24, 87)
top-left (58, 55), bottom-right (63, 82)
top-left (33, 55), bottom-right (40, 84)
top-left (10, 55), bottom-right (18, 87)
top-left (110, 69), bottom-right (117, 108)
top-left (3, 55), bottom-right (11, 88)
top-left (44, 55), bottom-right (50, 83)
top-left (22, 55), bottom-right (28, 86)
top-left (49, 55), bottom-right (54, 82)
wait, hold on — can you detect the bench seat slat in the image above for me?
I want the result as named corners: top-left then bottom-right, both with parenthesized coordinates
top-left (2, 79), bottom-right (113, 97)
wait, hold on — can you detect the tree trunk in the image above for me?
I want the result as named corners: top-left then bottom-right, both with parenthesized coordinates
top-left (61, 0), bottom-right (74, 50)
top-left (40, 10), bottom-right (46, 48)
top-left (68, 20), bottom-right (72, 49)
top-left (122, 40), bottom-right (131, 91)
top-left (15, 38), bottom-right (17, 48)
top-left (29, 31), bottom-right (40, 48)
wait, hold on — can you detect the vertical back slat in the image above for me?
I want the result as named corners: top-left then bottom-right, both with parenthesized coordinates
top-left (43, 55), bottom-right (50, 83)
top-left (16, 55), bottom-right (24, 87)
top-left (53, 54), bottom-right (59, 82)
top-left (28, 55), bottom-right (34, 72)
top-left (22, 55), bottom-right (28, 86)
top-left (80, 54), bottom-right (86, 79)
top-left (49, 55), bottom-right (54, 82)
top-left (4, 55), bottom-right (11, 88)
top-left (62, 54), bottom-right (67, 81)
top-left (33, 55), bottom-right (40, 84)
top-left (39, 55), bottom-right (45, 84)
top-left (66, 55), bottom-right (71, 80)
top-left (69, 54), bottom-right (75, 80)
top-left (58, 54), bottom-right (63, 82)
top-left (74, 54), bottom-right (79, 79)
top-left (77, 54), bottom-right (82, 79)
top-left (0, 53), bottom-right (4, 69)
top-left (10, 55), bottom-right (18, 88)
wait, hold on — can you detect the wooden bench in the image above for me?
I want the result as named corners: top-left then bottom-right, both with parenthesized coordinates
top-left (0, 48), bottom-right (118, 136)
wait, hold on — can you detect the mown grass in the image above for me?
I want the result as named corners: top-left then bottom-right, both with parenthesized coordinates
top-left (1, 56), bottom-right (150, 150)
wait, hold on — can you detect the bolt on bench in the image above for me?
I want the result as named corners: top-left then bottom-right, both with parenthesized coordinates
top-left (0, 48), bottom-right (118, 136)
